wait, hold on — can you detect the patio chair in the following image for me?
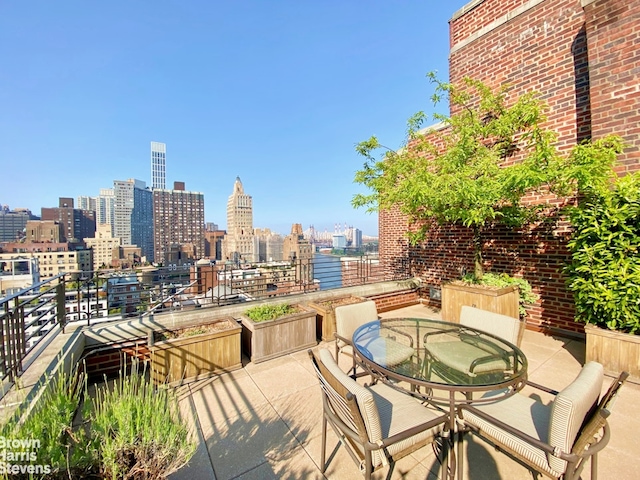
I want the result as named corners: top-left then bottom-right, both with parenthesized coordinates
top-left (423, 306), bottom-right (523, 384)
top-left (458, 362), bottom-right (628, 480)
top-left (334, 300), bottom-right (414, 377)
top-left (309, 348), bottom-right (448, 480)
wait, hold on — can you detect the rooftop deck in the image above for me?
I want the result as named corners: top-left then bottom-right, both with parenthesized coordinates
top-left (170, 304), bottom-right (640, 480)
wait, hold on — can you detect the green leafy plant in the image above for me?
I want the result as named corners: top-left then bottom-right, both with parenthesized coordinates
top-left (353, 73), bottom-right (623, 279)
top-left (564, 172), bottom-right (640, 333)
top-left (89, 363), bottom-right (196, 480)
top-left (0, 361), bottom-right (93, 479)
top-left (245, 303), bottom-right (297, 322)
top-left (460, 272), bottom-right (538, 317)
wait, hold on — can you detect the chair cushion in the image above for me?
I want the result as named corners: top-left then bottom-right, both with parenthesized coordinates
top-left (460, 306), bottom-right (522, 346)
top-left (547, 361), bottom-right (603, 473)
top-left (335, 300), bottom-right (379, 344)
top-left (427, 340), bottom-right (508, 376)
top-left (461, 391), bottom-right (557, 476)
top-left (368, 382), bottom-right (444, 467)
top-left (356, 336), bottom-right (415, 367)
top-left (318, 349), bottom-right (383, 443)
top-left (318, 349), bottom-right (441, 468)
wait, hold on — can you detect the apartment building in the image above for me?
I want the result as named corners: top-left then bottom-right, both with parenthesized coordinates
top-left (152, 181), bottom-right (205, 265)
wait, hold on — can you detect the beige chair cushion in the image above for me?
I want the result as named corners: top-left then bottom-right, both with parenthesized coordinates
top-left (460, 305), bottom-right (522, 346)
top-left (547, 361), bottom-right (603, 473)
top-left (462, 361), bottom-right (605, 477)
top-left (462, 391), bottom-right (555, 475)
top-left (335, 300), bottom-right (379, 346)
top-left (318, 349), bottom-right (441, 468)
top-left (427, 340), bottom-right (509, 376)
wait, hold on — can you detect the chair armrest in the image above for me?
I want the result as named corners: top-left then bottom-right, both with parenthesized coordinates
top-left (334, 332), bottom-right (353, 346)
top-left (423, 327), bottom-right (459, 344)
top-left (384, 325), bottom-right (414, 347)
top-left (525, 380), bottom-right (559, 396)
top-left (460, 404), bottom-right (580, 464)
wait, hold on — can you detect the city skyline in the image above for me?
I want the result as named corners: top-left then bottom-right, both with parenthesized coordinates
top-left (0, 2), bottom-right (469, 236)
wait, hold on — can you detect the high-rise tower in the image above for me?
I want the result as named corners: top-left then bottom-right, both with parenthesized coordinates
top-left (151, 142), bottom-right (166, 190)
top-left (221, 177), bottom-right (254, 263)
top-left (153, 181), bottom-right (205, 264)
top-left (113, 179), bottom-right (154, 262)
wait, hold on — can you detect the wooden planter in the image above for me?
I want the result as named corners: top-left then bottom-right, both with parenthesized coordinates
top-left (150, 316), bottom-right (242, 385)
top-left (239, 304), bottom-right (317, 364)
top-left (441, 282), bottom-right (519, 323)
top-left (585, 324), bottom-right (640, 382)
top-left (307, 296), bottom-right (366, 341)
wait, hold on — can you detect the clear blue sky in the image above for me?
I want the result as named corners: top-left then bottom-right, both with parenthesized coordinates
top-left (0, 1), bottom-right (469, 237)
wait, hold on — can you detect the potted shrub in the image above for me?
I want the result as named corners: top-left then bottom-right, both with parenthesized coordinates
top-left (307, 295), bottom-right (366, 341)
top-left (441, 272), bottom-right (537, 323)
top-left (150, 316), bottom-right (242, 385)
top-left (353, 74), bottom-right (623, 323)
top-left (565, 171), bottom-right (640, 381)
top-left (239, 302), bottom-right (317, 363)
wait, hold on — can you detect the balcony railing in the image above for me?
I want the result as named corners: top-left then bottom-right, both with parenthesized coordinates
top-left (0, 253), bottom-right (406, 385)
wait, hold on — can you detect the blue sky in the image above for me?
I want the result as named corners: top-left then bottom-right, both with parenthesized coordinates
top-left (0, 1), bottom-right (469, 237)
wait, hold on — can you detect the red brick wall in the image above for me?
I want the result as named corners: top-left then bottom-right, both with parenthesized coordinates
top-left (367, 289), bottom-right (419, 313)
top-left (584, 0), bottom-right (640, 173)
top-left (379, 0), bottom-right (640, 336)
top-left (85, 342), bottom-right (150, 380)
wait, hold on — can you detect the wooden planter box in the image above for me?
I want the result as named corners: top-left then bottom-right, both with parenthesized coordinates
top-left (150, 316), bottom-right (242, 385)
top-left (441, 282), bottom-right (519, 323)
top-left (239, 304), bottom-right (317, 364)
top-left (585, 324), bottom-right (640, 382)
top-left (307, 296), bottom-right (366, 341)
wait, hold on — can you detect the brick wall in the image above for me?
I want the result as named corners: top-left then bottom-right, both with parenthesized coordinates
top-left (584, 0), bottom-right (640, 173)
top-left (367, 289), bottom-right (419, 313)
top-left (85, 342), bottom-right (150, 380)
top-left (379, 0), bottom-right (640, 336)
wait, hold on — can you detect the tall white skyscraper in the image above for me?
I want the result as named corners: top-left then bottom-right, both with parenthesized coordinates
top-left (221, 177), bottom-right (254, 262)
top-left (97, 188), bottom-right (116, 235)
top-left (151, 141), bottom-right (166, 190)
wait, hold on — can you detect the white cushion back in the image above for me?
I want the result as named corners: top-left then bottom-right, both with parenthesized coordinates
top-left (318, 348), bottom-right (382, 443)
top-left (335, 300), bottom-right (378, 341)
top-left (460, 305), bottom-right (522, 345)
top-left (547, 361), bottom-right (603, 473)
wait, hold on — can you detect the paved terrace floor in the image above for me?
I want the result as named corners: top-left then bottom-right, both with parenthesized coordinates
top-left (170, 304), bottom-right (640, 480)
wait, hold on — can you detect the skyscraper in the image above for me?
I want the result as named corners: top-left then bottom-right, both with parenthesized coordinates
top-left (151, 141), bottom-right (166, 190)
top-left (97, 188), bottom-right (115, 235)
top-left (222, 177), bottom-right (254, 263)
top-left (153, 181), bottom-right (205, 265)
top-left (113, 179), bottom-right (154, 262)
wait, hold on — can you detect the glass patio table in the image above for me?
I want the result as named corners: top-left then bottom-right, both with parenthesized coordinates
top-left (352, 317), bottom-right (528, 480)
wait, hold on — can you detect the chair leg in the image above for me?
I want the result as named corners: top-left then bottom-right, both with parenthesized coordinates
top-left (365, 450), bottom-right (373, 480)
top-left (321, 416), bottom-right (327, 473)
top-left (457, 429), bottom-right (464, 480)
top-left (591, 452), bottom-right (598, 480)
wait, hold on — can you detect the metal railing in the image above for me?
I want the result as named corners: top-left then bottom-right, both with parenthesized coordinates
top-left (0, 253), bottom-right (406, 384)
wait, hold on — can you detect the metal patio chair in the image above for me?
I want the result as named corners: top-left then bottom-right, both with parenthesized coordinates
top-left (423, 306), bottom-right (524, 384)
top-left (334, 300), bottom-right (414, 377)
top-left (458, 361), bottom-right (628, 480)
top-left (309, 348), bottom-right (448, 480)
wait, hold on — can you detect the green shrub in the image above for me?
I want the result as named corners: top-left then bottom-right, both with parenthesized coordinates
top-left (565, 172), bottom-right (640, 333)
top-left (245, 303), bottom-right (297, 322)
top-left (0, 362), bottom-right (93, 479)
top-left (89, 363), bottom-right (196, 480)
top-left (460, 272), bottom-right (538, 317)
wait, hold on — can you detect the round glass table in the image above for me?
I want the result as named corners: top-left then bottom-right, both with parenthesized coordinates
top-left (352, 317), bottom-right (528, 480)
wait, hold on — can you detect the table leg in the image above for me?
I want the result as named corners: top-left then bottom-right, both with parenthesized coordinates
top-left (448, 391), bottom-right (456, 480)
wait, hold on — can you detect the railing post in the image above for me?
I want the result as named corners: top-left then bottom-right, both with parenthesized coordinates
top-left (57, 280), bottom-right (67, 333)
top-left (1, 304), bottom-right (9, 382)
